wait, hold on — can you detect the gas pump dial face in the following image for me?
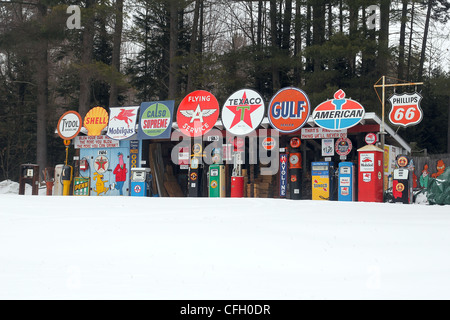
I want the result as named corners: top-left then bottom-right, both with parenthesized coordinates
top-left (290, 154), bottom-right (299, 165)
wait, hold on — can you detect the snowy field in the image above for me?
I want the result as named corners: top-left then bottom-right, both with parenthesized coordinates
top-left (1, 180), bottom-right (450, 300)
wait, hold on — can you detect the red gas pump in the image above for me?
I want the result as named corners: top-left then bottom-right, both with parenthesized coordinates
top-left (357, 145), bottom-right (384, 202)
top-left (230, 137), bottom-right (245, 198)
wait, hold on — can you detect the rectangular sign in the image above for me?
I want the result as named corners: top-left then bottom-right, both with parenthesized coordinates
top-left (107, 106), bottom-right (139, 140)
top-left (301, 127), bottom-right (347, 139)
top-left (73, 177), bottom-right (90, 196)
top-left (74, 135), bottom-right (120, 149)
top-left (279, 154), bottom-right (288, 197)
top-left (322, 139), bottom-right (334, 157)
top-left (360, 153), bottom-right (375, 172)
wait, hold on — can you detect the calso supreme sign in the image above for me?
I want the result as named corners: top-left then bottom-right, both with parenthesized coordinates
top-left (388, 92), bottom-right (423, 127)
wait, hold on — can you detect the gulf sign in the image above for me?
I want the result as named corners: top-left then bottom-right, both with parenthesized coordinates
top-left (177, 90), bottom-right (219, 137)
top-left (312, 90), bottom-right (365, 130)
top-left (268, 87), bottom-right (311, 133)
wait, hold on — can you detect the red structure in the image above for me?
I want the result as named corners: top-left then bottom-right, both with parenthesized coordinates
top-left (357, 145), bottom-right (384, 202)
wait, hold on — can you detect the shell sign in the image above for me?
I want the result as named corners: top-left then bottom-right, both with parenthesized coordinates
top-left (268, 87), bottom-right (311, 133)
top-left (84, 107), bottom-right (109, 136)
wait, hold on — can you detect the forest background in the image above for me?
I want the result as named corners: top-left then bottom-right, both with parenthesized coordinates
top-left (0, 0), bottom-right (449, 181)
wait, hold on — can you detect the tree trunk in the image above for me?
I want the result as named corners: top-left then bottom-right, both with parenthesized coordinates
top-left (270, 0), bottom-right (280, 91)
top-left (168, 0), bottom-right (178, 99)
top-left (36, 2), bottom-right (48, 178)
top-left (397, 0), bottom-right (408, 80)
top-left (312, 0), bottom-right (325, 72)
top-left (406, 1), bottom-right (415, 81)
top-left (448, 96), bottom-right (450, 153)
top-left (187, 0), bottom-right (200, 93)
top-left (418, 0), bottom-right (433, 81)
top-left (79, 0), bottom-right (95, 118)
top-left (377, 0), bottom-right (391, 76)
top-left (109, 0), bottom-right (123, 108)
top-left (294, 0), bottom-right (302, 85)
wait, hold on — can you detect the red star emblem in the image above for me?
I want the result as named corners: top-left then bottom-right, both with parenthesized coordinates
top-left (96, 157), bottom-right (108, 170)
top-left (226, 92), bottom-right (262, 129)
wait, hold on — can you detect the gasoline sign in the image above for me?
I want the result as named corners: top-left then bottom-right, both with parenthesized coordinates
top-left (268, 87), bottom-right (311, 133)
top-left (388, 92), bottom-right (423, 127)
top-left (177, 90), bottom-right (219, 137)
top-left (84, 107), bottom-right (109, 136)
top-left (222, 89), bottom-right (265, 135)
top-left (312, 89), bottom-right (365, 130)
top-left (139, 101), bottom-right (174, 140)
top-left (335, 138), bottom-right (352, 156)
top-left (57, 111), bottom-right (82, 140)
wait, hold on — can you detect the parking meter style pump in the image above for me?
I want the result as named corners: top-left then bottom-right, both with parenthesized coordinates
top-left (338, 162), bottom-right (355, 201)
top-left (130, 168), bottom-right (152, 197)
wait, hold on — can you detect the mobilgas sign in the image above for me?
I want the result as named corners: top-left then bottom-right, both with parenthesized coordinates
top-left (139, 101), bottom-right (174, 140)
top-left (222, 89), bottom-right (265, 136)
top-left (107, 106), bottom-right (139, 140)
top-left (312, 89), bottom-right (365, 130)
top-left (268, 87), bottom-right (311, 133)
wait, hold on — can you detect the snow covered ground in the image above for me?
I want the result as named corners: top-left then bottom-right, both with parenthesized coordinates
top-left (1, 180), bottom-right (449, 300)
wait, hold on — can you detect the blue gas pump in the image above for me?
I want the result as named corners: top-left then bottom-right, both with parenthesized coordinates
top-left (130, 168), bottom-right (152, 197)
top-left (338, 162), bottom-right (355, 201)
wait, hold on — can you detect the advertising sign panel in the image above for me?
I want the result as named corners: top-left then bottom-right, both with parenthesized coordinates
top-left (84, 107), bottom-right (109, 136)
top-left (268, 87), bottom-right (311, 133)
top-left (222, 89), bottom-right (265, 135)
top-left (139, 101), bottom-right (174, 140)
top-left (107, 106), bottom-right (139, 140)
top-left (312, 89), bottom-right (365, 130)
top-left (177, 90), bottom-right (220, 137)
top-left (57, 111), bottom-right (82, 140)
top-left (388, 92), bottom-right (423, 127)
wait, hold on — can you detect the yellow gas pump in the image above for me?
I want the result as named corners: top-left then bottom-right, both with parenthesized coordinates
top-left (62, 139), bottom-right (73, 196)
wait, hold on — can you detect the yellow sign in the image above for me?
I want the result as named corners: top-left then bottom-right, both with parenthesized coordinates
top-left (312, 175), bottom-right (330, 200)
top-left (84, 107), bottom-right (109, 136)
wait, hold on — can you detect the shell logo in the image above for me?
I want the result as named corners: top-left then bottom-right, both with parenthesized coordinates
top-left (268, 87), bottom-right (311, 133)
top-left (84, 107), bottom-right (109, 136)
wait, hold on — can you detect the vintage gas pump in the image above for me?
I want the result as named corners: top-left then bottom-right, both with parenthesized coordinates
top-left (188, 142), bottom-right (203, 197)
top-left (357, 145), bottom-right (384, 202)
top-left (338, 162), bottom-right (355, 201)
top-left (19, 164), bottom-right (39, 195)
top-left (392, 155), bottom-right (413, 204)
top-left (131, 168), bottom-right (152, 197)
top-left (208, 148), bottom-right (226, 198)
top-left (311, 162), bottom-right (334, 200)
top-left (289, 137), bottom-right (302, 200)
top-left (53, 164), bottom-right (64, 196)
top-left (230, 138), bottom-right (245, 198)
top-left (62, 165), bottom-right (73, 196)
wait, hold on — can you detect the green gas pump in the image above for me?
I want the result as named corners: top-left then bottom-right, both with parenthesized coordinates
top-left (208, 147), bottom-right (226, 197)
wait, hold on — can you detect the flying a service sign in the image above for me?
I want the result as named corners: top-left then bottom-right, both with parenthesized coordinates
top-left (138, 101), bottom-right (174, 140)
top-left (312, 89), bottom-right (365, 130)
top-left (388, 92), bottom-right (423, 127)
top-left (268, 87), bottom-right (311, 133)
top-left (222, 89), bottom-right (265, 135)
top-left (107, 106), bottom-right (139, 140)
top-left (177, 90), bottom-right (220, 137)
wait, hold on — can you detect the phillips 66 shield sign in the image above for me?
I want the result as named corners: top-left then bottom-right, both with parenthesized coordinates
top-left (388, 92), bottom-right (423, 127)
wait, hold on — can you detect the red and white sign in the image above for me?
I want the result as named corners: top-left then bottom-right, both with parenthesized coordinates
top-left (177, 90), bottom-right (219, 137)
top-left (301, 127), bottom-right (347, 139)
top-left (262, 137), bottom-right (277, 151)
top-left (268, 87), bottom-right (311, 133)
top-left (222, 89), bottom-right (265, 135)
top-left (365, 133), bottom-right (377, 145)
top-left (388, 92), bottom-right (423, 127)
top-left (290, 137), bottom-right (301, 149)
top-left (360, 153), bottom-right (375, 172)
top-left (73, 135), bottom-right (120, 149)
top-left (335, 138), bottom-right (352, 156)
top-left (57, 111), bottom-right (82, 140)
